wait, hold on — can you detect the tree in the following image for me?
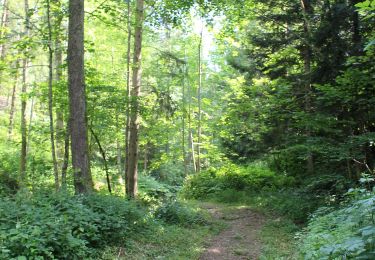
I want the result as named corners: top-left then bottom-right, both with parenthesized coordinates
top-left (67, 0), bottom-right (93, 194)
top-left (19, 0), bottom-right (30, 187)
top-left (46, 0), bottom-right (59, 190)
top-left (127, 0), bottom-right (144, 198)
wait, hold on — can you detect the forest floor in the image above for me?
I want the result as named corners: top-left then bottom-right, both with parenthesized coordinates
top-left (199, 202), bottom-right (265, 260)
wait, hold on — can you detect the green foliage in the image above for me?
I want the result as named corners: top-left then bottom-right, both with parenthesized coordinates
top-left (300, 189), bottom-right (375, 259)
top-left (138, 174), bottom-right (176, 203)
top-left (0, 192), bottom-right (145, 259)
top-left (0, 173), bottom-right (18, 195)
top-left (155, 200), bottom-right (208, 227)
top-left (182, 163), bottom-right (294, 199)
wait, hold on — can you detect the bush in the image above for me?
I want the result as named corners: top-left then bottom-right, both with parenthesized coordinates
top-left (155, 200), bottom-right (207, 227)
top-left (138, 175), bottom-right (176, 203)
top-left (0, 192), bottom-right (145, 259)
top-left (0, 172), bottom-right (18, 195)
top-left (181, 163), bottom-right (294, 199)
top-left (299, 189), bottom-right (375, 259)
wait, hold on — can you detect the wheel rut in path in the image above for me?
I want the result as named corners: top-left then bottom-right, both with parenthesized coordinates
top-left (200, 203), bottom-right (265, 260)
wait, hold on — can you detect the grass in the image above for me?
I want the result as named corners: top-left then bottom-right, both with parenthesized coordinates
top-left (100, 202), bottom-right (224, 260)
top-left (260, 218), bottom-right (300, 260)
top-left (195, 191), bottom-right (305, 260)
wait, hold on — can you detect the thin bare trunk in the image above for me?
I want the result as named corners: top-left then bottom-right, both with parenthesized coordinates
top-left (90, 127), bottom-right (112, 194)
top-left (61, 119), bottom-right (70, 190)
top-left (124, 0), bottom-right (132, 195)
top-left (301, 0), bottom-right (314, 174)
top-left (20, 0), bottom-right (29, 187)
top-left (190, 131), bottom-right (196, 173)
top-left (68, 0), bottom-right (93, 194)
top-left (127, 0), bottom-right (144, 198)
top-left (197, 29), bottom-right (203, 173)
top-left (47, 0), bottom-right (59, 190)
top-left (182, 61), bottom-right (187, 175)
top-left (8, 62), bottom-right (19, 139)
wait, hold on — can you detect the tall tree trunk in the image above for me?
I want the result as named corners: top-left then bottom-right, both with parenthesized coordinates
top-left (187, 67), bottom-right (196, 173)
top-left (182, 59), bottom-right (187, 175)
top-left (67, 0), bottom-right (93, 194)
top-left (127, 0), bottom-right (144, 198)
top-left (301, 0), bottom-right (314, 174)
top-left (61, 119), bottom-right (70, 190)
top-left (55, 26), bottom-right (64, 177)
top-left (8, 62), bottom-right (19, 140)
top-left (47, 0), bottom-right (59, 190)
top-left (196, 29), bottom-right (203, 173)
top-left (124, 0), bottom-right (132, 195)
top-left (20, 0), bottom-right (29, 187)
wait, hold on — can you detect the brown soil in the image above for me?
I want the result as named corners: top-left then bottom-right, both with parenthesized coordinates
top-left (200, 203), bottom-right (265, 260)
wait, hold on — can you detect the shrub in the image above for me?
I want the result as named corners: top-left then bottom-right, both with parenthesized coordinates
top-left (299, 189), bottom-right (375, 259)
top-left (0, 192), bottom-right (145, 259)
top-left (181, 163), bottom-right (294, 199)
top-left (155, 200), bottom-right (207, 227)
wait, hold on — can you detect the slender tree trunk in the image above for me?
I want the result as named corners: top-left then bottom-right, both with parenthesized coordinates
top-left (127, 0), bottom-right (144, 198)
top-left (187, 67), bottom-right (196, 173)
top-left (61, 119), bottom-right (70, 190)
top-left (55, 38), bottom-right (64, 172)
top-left (301, 0), bottom-right (314, 174)
top-left (124, 0), bottom-right (132, 195)
top-left (351, 0), bottom-right (362, 55)
top-left (190, 131), bottom-right (196, 172)
top-left (90, 127), bottom-right (112, 194)
top-left (8, 62), bottom-right (19, 139)
top-left (20, 0), bottom-right (30, 187)
top-left (115, 115), bottom-right (122, 177)
top-left (182, 61), bottom-right (187, 175)
top-left (0, 0), bottom-right (9, 62)
top-left (47, 0), bottom-right (59, 190)
top-left (196, 29), bottom-right (203, 173)
top-left (0, 0), bottom-right (8, 91)
top-left (67, 0), bottom-right (93, 194)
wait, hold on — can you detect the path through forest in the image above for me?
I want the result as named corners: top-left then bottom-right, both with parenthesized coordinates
top-left (200, 203), bottom-right (265, 260)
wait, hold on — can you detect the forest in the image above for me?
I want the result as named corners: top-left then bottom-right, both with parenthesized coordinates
top-left (0, 0), bottom-right (374, 259)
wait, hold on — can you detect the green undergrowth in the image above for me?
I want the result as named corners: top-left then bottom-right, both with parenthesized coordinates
top-left (260, 218), bottom-right (299, 260)
top-left (0, 189), bottom-right (215, 259)
top-left (101, 201), bottom-right (223, 259)
top-left (299, 188), bottom-right (375, 259)
top-left (181, 163), bottom-right (321, 223)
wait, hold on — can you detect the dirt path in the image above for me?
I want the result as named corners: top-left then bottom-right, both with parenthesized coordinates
top-left (200, 203), bottom-right (265, 260)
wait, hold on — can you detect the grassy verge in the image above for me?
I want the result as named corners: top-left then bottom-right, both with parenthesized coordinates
top-left (260, 218), bottom-right (299, 259)
top-left (101, 222), bottom-right (220, 259)
top-left (100, 201), bottom-right (224, 260)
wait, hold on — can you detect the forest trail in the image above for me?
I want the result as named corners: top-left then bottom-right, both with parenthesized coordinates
top-left (200, 203), bottom-right (265, 260)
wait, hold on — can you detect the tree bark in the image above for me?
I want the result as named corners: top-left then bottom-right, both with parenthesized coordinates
top-left (197, 29), bottom-right (203, 173)
top-left (47, 0), bottom-right (59, 191)
top-left (127, 0), bottom-right (144, 198)
top-left (61, 119), bottom-right (70, 190)
top-left (20, 0), bottom-right (29, 187)
top-left (8, 62), bottom-right (19, 140)
top-left (67, 0), bottom-right (93, 194)
top-left (301, 0), bottom-right (314, 174)
top-left (124, 0), bottom-right (132, 195)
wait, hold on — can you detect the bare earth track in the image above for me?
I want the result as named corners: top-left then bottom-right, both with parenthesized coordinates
top-left (200, 203), bottom-right (265, 260)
